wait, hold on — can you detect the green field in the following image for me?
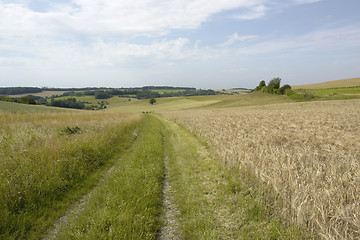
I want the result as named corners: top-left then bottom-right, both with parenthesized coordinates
top-left (290, 86), bottom-right (360, 101)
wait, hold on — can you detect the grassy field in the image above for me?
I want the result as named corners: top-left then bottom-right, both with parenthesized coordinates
top-left (292, 77), bottom-right (360, 89)
top-left (0, 101), bottom-right (68, 112)
top-left (50, 115), bottom-right (165, 239)
top-left (162, 99), bottom-right (360, 239)
top-left (0, 111), bottom-right (142, 239)
top-left (290, 86), bottom-right (360, 101)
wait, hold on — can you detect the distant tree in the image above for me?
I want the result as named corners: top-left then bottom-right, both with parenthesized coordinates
top-left (20, 96), bottom-right (36, 104)
top-left (254, 80), bottom-right (266, 91)
top-left (278, 84), bottom-right (291, 95)
top-left (149, 98), bottom-right (156, 105)
top-left (95, 91), bottom-right (112, 99)
top-left (266, 77), bottom-right (281, 93)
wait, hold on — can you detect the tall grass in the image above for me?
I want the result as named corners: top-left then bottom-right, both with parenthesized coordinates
top-left (162, 99), bottom-right (360, 239)
top-left (54, 114), bottom-right (165, 239)
top-left (0, 111), bottom-right (142, 239)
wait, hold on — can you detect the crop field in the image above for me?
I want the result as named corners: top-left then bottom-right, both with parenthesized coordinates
top-left (107, 97), bottom-right (221, 113)
top-left (292, 78), bottom-right (360, 89)
top-left (161, 99), bottom-right (360, 239)
top-left (0, 101), bottom-right (68, 112)
top-left (4, 91), bottom-right (66, 98)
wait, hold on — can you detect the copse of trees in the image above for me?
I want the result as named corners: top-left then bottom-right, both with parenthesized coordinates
top-left (0, 95), bottom-right (37, 104)
top-left (49, 98), bottom-right (85, 109)
top-left (0, 87), bottom-right (42, 95)
top-left (253, 77), bottom-right (291, 95)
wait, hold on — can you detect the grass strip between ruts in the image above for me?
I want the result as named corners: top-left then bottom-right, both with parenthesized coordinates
top-left (54, 114), bottom-right (165, 239)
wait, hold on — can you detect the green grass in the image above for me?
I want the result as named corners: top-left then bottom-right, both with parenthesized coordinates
top-left (53, 114), bottom-right (165, 239)
top-left (290, 86), bottom-right (360, 101)
top-left (312, 86), bottom-right (360, 95)
top-left (0, 112), bottom-right (141, 239)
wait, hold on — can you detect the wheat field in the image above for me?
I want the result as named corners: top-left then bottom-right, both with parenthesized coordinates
top-left (162, 99), bottom-right (360, 239)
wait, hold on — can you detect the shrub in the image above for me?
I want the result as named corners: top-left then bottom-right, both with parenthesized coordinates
top-left (278, 85), bottom-right (292, 95)
top-left (149, 98), bottom-right (157, 105)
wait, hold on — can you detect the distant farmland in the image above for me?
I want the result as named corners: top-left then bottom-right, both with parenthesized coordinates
top-left (292, 77), bottom-right (360, 89)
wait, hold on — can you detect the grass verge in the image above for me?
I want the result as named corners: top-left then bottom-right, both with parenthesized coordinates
top-left (0, 112), bottom-right (141, 239)
top-left (53, 114), bottom-right (165, 239)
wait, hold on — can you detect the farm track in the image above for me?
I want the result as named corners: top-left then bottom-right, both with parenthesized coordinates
top-left (42, 153), bottom-right (133, 240)
top-left (41, 114), bottom-right (301, 239)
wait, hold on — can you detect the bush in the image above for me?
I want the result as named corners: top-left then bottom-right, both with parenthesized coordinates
top-left (149, 98), bottom-right (157, 105)
top-left (20, 96), bottom-right (36, 104)
top-left (278, 85), bottom-right (292, 95)
top-left (286, 89), bottom-right (295, 96)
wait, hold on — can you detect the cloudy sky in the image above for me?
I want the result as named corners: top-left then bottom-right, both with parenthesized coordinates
top-left (0, 0), bottom-right (359, 89)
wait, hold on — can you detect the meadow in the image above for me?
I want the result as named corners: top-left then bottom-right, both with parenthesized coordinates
top-left (161, 99), bottom-right (360, 239)
top-left (0, 110), bottom-right (142, 239)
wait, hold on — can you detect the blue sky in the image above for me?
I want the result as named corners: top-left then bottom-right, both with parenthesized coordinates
top-left (0, 0), bottom-right (359, 89)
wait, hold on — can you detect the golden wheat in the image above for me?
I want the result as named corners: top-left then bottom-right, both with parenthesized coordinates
top-left (162, 99), bottom-right (360, 239)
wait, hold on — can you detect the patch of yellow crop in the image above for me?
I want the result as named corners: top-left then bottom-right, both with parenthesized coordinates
top-left (162, 99), bottom-right (360, 239)
top-left (292, 78), bottom-right (360, 89)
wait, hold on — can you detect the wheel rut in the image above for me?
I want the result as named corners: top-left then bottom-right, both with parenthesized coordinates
top-left (159, 155), bottom-right (181, 240)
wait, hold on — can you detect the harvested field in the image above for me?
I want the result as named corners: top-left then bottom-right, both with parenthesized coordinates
top-left (161, 99), bottom-right (360, 239)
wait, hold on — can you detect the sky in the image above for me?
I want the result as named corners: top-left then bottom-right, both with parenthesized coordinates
top-left (0, 0), bottom-right (359, 89)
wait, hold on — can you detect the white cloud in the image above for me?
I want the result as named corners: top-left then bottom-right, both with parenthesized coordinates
top-left (294, 0), bottom-right (322, 4)
top-left (0, 0), bottom-right (267, 38)
top-left (234, 5), bottom-right (267, 20)
top-left (234, 26), bottom-right (360, 55)
top-left (0, 36), bottom-right (194, 70)
top-left (222, 33), bottom-right (258, 46)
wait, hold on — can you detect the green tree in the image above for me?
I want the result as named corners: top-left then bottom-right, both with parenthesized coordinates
top-left (20, 96), bottom-right (36, 104)
top-left (278, 84), bottom-right (291, 95)
top-left (254, 80), bottom-right (266, 91)
top-left (149, 98), bottom-right (156, 105)
top-left (266, 77), bottom-right (281, 93)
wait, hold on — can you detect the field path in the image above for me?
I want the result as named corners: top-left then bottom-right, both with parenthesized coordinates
top-left (41, 114), bottom-right (302, 239)
top-left (42, 154), bottom-right (129, 240)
